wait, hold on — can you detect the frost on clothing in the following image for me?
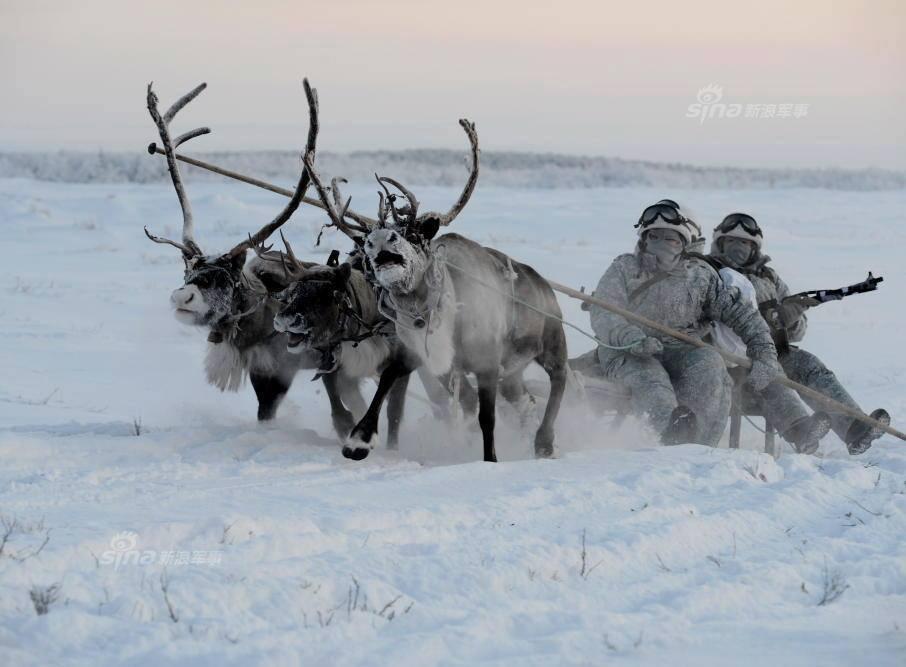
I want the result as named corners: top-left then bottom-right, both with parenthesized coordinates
top-left (711, 266), bottom-right (814, 436)
top-left (588, 250), bottom-right (777, 445)
top-left (733, 255), bottom-right (808, 343)
top-left (717, 253), bottom-right (865, 442)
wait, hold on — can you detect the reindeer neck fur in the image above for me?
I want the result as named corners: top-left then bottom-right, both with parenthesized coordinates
top-left (204, 262), bottom-right (279, 391)
top-left (382, 253), bottom-right (458, 376)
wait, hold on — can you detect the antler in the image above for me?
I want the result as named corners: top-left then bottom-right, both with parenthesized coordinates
top-left (250, 230), bottom-right (309, 282)
top-left (375, 174), bottom-right (420, 226)
top-left (417, 119), bottom-right (479, 226)
top-left (145, 82), bottom-right (211, 258)
top-left (222, 78), bottom-right (321, 260)
top-left (303, 150), bottom-right (371, 243)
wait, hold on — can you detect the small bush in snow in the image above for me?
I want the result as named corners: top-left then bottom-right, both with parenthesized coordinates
top-left (817, 560), bottom-right (850, 606)
top-left (30, 584), bottom-right (61, 616)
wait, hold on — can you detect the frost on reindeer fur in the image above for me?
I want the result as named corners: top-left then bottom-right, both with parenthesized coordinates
top-left (204, 341), bottom-right (246, 391)
top-left (394, 284), bottom-right (458, 376)
top-left (204, 341), bottom-right (280, 392)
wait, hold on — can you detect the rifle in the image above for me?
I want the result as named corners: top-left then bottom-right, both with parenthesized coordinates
top-left (759, 272), bottom-right (883, 353)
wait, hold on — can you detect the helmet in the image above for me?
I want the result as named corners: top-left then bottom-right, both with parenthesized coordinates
top-left (636, 201), bottom-right (698, 246)
top-left (712, 212), bottom-right (763, 250)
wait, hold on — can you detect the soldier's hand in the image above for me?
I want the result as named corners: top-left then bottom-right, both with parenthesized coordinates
top-left (777, 301), bottom-right (806, 324)
top-left (746, 358), bottom-right (781, 392)
top-left (630, 336), bottom-right (663, 357)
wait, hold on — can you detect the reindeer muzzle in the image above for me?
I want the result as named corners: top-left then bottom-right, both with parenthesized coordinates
top-left (374, 250), bottom-right (405, 267)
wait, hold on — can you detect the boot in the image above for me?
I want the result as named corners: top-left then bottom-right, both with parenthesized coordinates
top-left (783, 411), bottom-right (831, 455)
top-left (844, 408), bottom-right (889, 455)
top-left (661, 406), bottom-right (697, 445)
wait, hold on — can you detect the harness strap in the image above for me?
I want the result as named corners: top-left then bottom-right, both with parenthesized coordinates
top-left (628, 271), bottom-right (669, 304)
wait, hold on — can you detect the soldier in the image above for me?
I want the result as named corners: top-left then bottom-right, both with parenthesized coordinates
top-left (589, 201), bottom-right (800, 446)
top-left (709, 212), bottom-right (889, 454)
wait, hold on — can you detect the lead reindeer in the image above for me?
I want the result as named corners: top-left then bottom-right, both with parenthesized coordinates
top-left (143, 79), bottom-right (366, 425)
top-left (306, 120), bottom-right (568, 462)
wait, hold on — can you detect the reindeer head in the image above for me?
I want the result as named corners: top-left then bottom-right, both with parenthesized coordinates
top-left (306, 119), bottom-right (479, 296)
top-left (143, 79), bottom-right (320, 336)
top-left (363, 218), bottom-right (439, 294)
top-left (273, 263), bottom-right (353, 354)
top-left (169, 253), bottom-right (247, 326)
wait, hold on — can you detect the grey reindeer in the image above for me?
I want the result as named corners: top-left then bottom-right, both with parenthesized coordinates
top-left (142, 79), bottom-right (366, 425)
top-left (303, 120), bottom-right (568, 462)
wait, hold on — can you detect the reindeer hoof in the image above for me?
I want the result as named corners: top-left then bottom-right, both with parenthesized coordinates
top-left (534, 431), bottom-right (555, 458)
top-left (535, 445), bottom-right (554, 459)
top-left (342, 446), bottom-right (370, 461)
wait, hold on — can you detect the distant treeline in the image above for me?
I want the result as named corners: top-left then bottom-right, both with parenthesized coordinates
top-left (1, 149), bottom-right (904, 191)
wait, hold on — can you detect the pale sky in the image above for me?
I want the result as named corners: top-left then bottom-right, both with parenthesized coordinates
top-left (2, 0), bottom-right (904, 169)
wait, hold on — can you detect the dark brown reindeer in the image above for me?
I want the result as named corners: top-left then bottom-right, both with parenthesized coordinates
top-left (305, 120), bottom-right (568, 462)
top-left (143, 79), bottom-right (366, 424)
top-left (259, 230), bottom-right (411, 448)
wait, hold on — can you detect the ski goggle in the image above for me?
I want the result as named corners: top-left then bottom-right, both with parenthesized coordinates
top-left (656, 199), bottom-right (680, 209)
top-left (715, 213), bottom-right (763, 238)
top-left (634, 203), bottom-right (692, 229)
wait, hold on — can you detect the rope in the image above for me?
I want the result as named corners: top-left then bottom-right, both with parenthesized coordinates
top-left (743, 415), bottom-right (768, 434)
top-left (441, 258), bottom-right (640, 352)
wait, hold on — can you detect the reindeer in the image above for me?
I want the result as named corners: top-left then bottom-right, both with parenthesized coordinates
top-left (304, 120), bottom-right (568, 462)
top-left (142, 79), bottom-right (365, 425)
top-left (264, 182), bottom-right (462, 453)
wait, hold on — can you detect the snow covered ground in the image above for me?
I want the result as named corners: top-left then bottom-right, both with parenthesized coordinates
top-left (1, 176), bottom-right (905, 665)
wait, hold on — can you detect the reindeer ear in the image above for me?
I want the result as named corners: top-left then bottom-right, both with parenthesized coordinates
top-left (420, 216), bottom-right (441, 241)
top-left (228, 250), bottom-right (247, 273)
top-left (334, 262), bottom-right (352, 284)
top-left (327, 249), bottom-right (340, 267)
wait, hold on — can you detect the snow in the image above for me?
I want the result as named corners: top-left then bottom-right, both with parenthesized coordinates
top-left (1, 177), bottom-right (905, 665)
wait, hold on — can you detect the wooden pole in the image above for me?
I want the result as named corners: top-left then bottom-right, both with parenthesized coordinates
top-left (146, 145), bottom-right (375, 229)
top-left (148, 149), bottom-right (906, 442)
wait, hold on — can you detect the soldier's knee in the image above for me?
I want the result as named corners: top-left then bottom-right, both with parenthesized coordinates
top-left (689, 348), bottom-right (727, 382)
top-left (608, 354), bottom-right (672, 393)
top-left (788, 348), bottom-right (835, 383)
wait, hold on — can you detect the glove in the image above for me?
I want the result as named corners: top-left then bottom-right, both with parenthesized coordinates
top-left (746, 358), bottom-right (781, 392)
top-left (777, 301), bottom-right (806, 325)
top-left (630, 336), bottom-right (663, 357)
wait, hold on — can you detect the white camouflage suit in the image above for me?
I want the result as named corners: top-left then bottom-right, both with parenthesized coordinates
top-left (589, 249), bottom-right (778, 445)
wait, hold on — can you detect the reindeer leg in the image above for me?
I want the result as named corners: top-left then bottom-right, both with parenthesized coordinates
top-left (321, 372), bottom-right (356, 438)
top-left (455, 371), bottom-right (479, 417)
top-left (534, 322), bottom-right (568, 458)
top-left (416, 366), bottom-right (455, 420)
top-left (346, 361), bottom-right (413, 461)
top-left (338, 376), bottom-right (367, 421)
top-left (476, 369), bottom-right (499, 463)
top-left (250, 372), bottom-right (291, 421)
top-left (385, 372), bottom-right (411, 450)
